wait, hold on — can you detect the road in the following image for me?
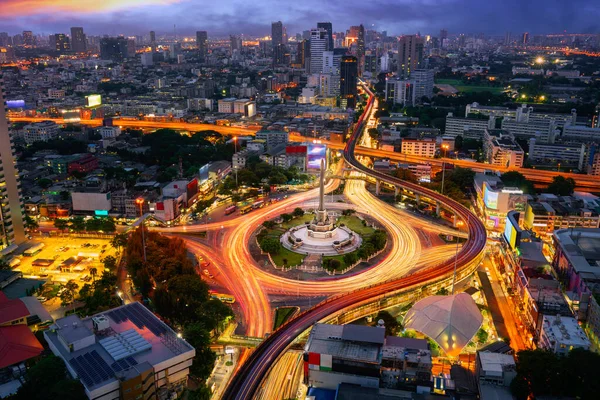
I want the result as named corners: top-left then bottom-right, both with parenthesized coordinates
top-left (221, 83), bottom-right (487, 400)
top-left (12, 116), bottom-right (600, 190)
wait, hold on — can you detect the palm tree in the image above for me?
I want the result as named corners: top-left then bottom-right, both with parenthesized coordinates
top-left (89, 267), bottom-right (98, 283)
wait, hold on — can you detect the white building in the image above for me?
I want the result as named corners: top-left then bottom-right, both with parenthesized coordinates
top-left (401, 138), bottom-right (436, 158)
top-left (299, 87), bottom-right (318, 104)
top-left (97, 126), bottom-right (121, 139)
top-left (233, 99), bottom-right (256, 117)
top-left (255, 130), bottom-right (289, 150)
top-left (411, 69), bottom-right (434, 102)
top-left (140, 52), bottom-right (153, 66)
top-left (528, 138), bottom-right (586, 170)
top-left (309, 28), bottom-right (328, 74)
top-left (24, 121), bottom-right (60, 144)
top-left (384, 78), bottom-right (416, 106)
top-left (45, 303), bottom-right (195, 400)
top-left (187, 98), bottom-right (213, 111)
top-left (562, 124), bottom-right (600, 142)
top-left (217, 98), bottom-right (236, 113)
top-left (444, 113), bottom-right (494, 138)
top-left (319, 74), bottom-right (340, 97)
top-left (539, 314), bottom-right (590, 355)
top-left (71, 191), bottom-right (112, 213)
top-left (501, 117), bottom-right (558, 143)
top-left (484, 129), bottom-right (524, 168)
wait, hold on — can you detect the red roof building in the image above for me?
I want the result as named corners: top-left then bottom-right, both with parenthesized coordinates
top-left (0, 325), bottom-right (44, 369)
top-left (0, 292), bottom-right (29, 326)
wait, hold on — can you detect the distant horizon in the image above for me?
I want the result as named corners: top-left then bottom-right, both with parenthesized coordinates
top-left (1, 0), bottom-right (599, 38)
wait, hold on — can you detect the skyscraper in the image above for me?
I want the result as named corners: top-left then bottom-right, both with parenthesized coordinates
top-left (149, 31), bottom-right (156, 52)
top-left (53, 33), bottom-right (70, 53)
top-left (439, 29), bottom-right (448, 48)
top-left (317, 22), bottom-right (333, 51)
top-left (272, 21), bottom-right (285, 65)
top-left (100, 37), bottom-right (129, 61)
top-left (22, 31), bottom-right (34, 47)
top-left (230, 35), bottom-right (242, 54)
top-left (397, 35), bottom-right (424, 78)
top-left (296, 40), bottom-right (309, 69)
top-left (522, 32), bottom-right (529, 44)
top-left (357, 24), bottom-right (365, 75)
top-left (196, 31), bottom-right (208, 61)
top-left (340, 55), bottom-right (358, 109)
top-left (70, 27), bottom-right (87, 52)
top-left (0, 76), bottom-right (26, 247)
top-left (309, 28), bottom-right (328, 74)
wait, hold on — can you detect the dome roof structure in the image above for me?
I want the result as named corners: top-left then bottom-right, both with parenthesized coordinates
top-left (404, 293), bottom-right (483, 356)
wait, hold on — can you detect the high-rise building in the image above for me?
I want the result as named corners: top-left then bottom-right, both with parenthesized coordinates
top-left (357, 24), bottom-right (365, 75)
top-left (0, 33), bottom-right (10, 47)
top-left (317, 22), bottom-right (333, 51)
top-left (70, 27), bottom-right (86, 52)
top-left (230, 35), bottom-right (242, 54)
top-left (100, 37), bottom-right (129, 61)
top-left (296, 40), bottom-right (309, 69)
top-left (272, 21), bottom-right (285, 65)
top-left (504, 31), bottom-right (512, 46)
top-left (397, 35), bottom-right (424, 78)
top-left (53, 33), bottom-right (70, 53)
top-left (439, 29), bottom-right (448, 48)
top-left (196, 31), bottom-right (208, 61)
top-left (412, 69), bottom-right (434, 102)
top-left (0, 76), bottom-right (26, 248)
top-left (340, 55), bottom-right (358, 109)
top-left (22, 31), bottom-right (34, 46)
top-left (522, 32), bottom-right (529, 44)
top-left (149, 30), bottom-right (156, 52)
top-left (309, 28), bottom-right (328, 74)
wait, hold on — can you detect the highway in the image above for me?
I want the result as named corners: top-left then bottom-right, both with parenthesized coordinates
top-left (11, 116), bottom-right (600, 190)
top-left (221, 84), bottom-right (487, 399)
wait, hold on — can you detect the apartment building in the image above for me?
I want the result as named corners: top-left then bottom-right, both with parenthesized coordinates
top-left (483, 129), bottom-right (524, 168)
top-left (401, 138), bottom-right (436, 158)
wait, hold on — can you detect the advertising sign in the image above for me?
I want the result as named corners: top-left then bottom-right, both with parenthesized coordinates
top-left (85, 94), bottom-right (102, 108)
top-left (307, 144), bottom-right (327, 170)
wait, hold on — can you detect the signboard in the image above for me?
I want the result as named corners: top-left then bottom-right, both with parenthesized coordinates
top-left (483, 182), bottom-right (499, 210)
top-left (85, 94), bottom-right (102, 108)
top-left (307, 144), bottom-right (327, 170)
top-left (187, 178), bottom-right (199, 200)
top-left (94, 210), bottom-right (109, 216)
top-left (503, 211), bottom-right (521, 250)
top-left (6, 100), bottom-right (25, 108)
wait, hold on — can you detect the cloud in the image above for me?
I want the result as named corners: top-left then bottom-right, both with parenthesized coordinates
top-left (1, 0), bottom-right (599, 36)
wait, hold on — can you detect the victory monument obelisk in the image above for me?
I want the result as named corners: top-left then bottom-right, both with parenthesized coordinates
top-left (309, 159), bottom-right (335, 234)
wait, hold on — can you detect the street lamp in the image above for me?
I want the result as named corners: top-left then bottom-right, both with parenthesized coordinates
top-left (441, 144), bottom-right (449, 195)
top-left (135, 198), bottom-right (147, 263)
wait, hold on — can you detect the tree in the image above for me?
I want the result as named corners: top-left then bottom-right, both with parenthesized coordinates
top-left (187, 386), bottom-right (212, 400)
top-left (260, 237), bottom-right (282, 255)
top-left (394, 168), bottom-right (417, 183)
top-left (368, 230), bottom-right (387, 251)
top-left (280, 213), bottom-right (293, 223)
top-left (54, 218), bottom-right (70, 231)
top-left (0, 257), bottom-right (10, 270)
top-left (111, 233), bottom-right (128, 252)
top-left (436, 287), bottom-right (449, 295)
top-left (61, 280), bottom-right (79, 307)
top-left (89, 267), bottom-right (98, 282)
top-left (37, 178), bottom-right (53, 189)
top-left (547, 175), bottom-right (576, 196)
top-left (368, 128), bottom-right (379, 140)
top-left (13, 355), bottom-right (86, 400)
top-left (292, 207), bottom-right (304, 217)
top-left (500, 171), bottom-right (535, 194)
top-left (262, 220), bottom-right (276, 229)
top-left (448, 167), bottom-right (475, 191)
top-left (183, 322), bottom-right (216, 379)
top-left (23, 215), bottom-right (39, 230)
top-left (476, 328), bottom-right (489, 344)
top-left (373, 311), bottom-right (400, 336)
top-left (70, 216), bottom-right (86, 232)
top-left (343, 252), bottom-right (358, 267)
top-left (103, 256), bottom-right (117, 270)
top-left (326, 259), bottom-right (342, 270)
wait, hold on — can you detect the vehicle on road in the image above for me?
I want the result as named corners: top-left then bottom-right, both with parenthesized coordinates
top-left (225, 205), bottom-right (237, 215)
top-left (239, 205), bottom-right (253, 215)
top-left (210, 291), bottom-right (235, 304)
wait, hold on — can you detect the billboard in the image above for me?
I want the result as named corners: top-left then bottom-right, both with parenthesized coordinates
top-left (85, 94), bottom-right (102, 108)
top-left (483, 182), bottom-right (499, 210)
top-left (6, 100), bottom-right (25, 109)
top-left (199, 164), bottom-right (210, 183)
top-left (307, 144), bottom-right (327, 170)
top-left (503, 211), bottom-right (521, 250)
top-left (187, 178), bottom-right (199, 201)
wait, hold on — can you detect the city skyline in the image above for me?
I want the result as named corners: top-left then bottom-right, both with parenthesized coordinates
top-left (1, 0), bottom-right (599, 37)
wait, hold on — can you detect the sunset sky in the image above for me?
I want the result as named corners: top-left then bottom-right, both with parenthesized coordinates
top-left (1, 0), bottom-right (599, 36)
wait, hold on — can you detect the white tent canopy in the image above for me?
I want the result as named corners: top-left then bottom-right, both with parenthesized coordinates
top-left (404, 293), bottom-right (483, 356)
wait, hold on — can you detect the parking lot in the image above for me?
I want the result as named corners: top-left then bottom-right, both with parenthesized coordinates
top-left (13, 236), bottom-right (118, 300)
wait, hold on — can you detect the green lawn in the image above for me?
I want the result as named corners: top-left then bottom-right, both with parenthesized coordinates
top-left (279, 213), bottom-right (314, 230)
top-left (322, 254), bottom-right (347, 271)
top-left (435, 79), bottom-right (462, 85)
top-left (337, 215), bottom-right (376, 236)
top-left (273, 306), bottom-right (298, 330)
top-left (270, 247), bottom-right (305, 267)
top-left (454, 85), bottom-right (504, 94)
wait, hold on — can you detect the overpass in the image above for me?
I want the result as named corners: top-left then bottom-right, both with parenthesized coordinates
top-left (221, 84), bottom-right (487, 399)
top-left (12, 116), bottom-right (600, 191)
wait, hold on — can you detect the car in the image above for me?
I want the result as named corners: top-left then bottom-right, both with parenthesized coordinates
top-left (203, 269), bottom-right (210, 276)
top-left (36, 296), bottom-right (47, 302)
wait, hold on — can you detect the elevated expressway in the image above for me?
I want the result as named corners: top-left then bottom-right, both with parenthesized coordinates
top-left (221, 85), bottom-right (487, 399)
top-left (11, 116), bottom-right (600, 191)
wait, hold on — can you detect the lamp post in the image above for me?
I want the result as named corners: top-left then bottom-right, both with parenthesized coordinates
top-left (441, 144), bottom-right (449, 195)
top-left (135, 198), bottom-right (147, 263)
top-left (451, 220), bottom-right (464, 295)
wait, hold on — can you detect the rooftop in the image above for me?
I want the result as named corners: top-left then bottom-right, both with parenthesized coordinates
top-left (305, 324), bottom-right (384, 364)
top-left (554, 228), bottom-right (600, 280)
top-left (45, 302), bottom-right (194, 391)
top-left (478, 352), bottom-right (515, 376)
top-left (541, 315), bottom-right (590, 348)
top-left (0, 325), bottom-right (44, 369)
